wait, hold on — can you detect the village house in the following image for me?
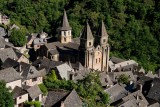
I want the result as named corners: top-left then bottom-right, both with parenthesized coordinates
top-left (44, 89), bottom-right (82, 107)
top-left (23, 84), bottom-right (43, 102)
top-left (0, 67), bottom-right (22, 90)
top-left (13, 86), bottom-right (28, 107)
top-left (19, 62), bottom-right (45, 86)
top-left (0, 47), bottom-right (29, 63)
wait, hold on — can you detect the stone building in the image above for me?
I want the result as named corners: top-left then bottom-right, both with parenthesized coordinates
top-left (39, 10), bottom-right (110, 72)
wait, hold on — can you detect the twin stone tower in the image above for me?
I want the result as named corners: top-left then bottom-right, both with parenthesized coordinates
top-left (58, 10), bottom-right (109, 72)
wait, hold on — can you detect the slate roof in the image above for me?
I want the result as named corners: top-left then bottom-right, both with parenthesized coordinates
top-left (20, 62), bottom-right (45, 79)
top-left (109, 71), bottom-right (136, 82)
top-left (59, 10), bottom-right (72, 31)
top-left (63, 89), bottom-right (82, 107)
top-left (148, 102), bottom-right (160, 107)
top-left (0, 48), bottom-right (18, 62)
top-left (71, 62), bottom-right (84, 71)
top-left (110, 57), bottom-right (125, 64)
top-left (44, 89), bottom-right (69, 107)
top-left (147, 78), bottom-right (160, 102)
top-left (121, 90), bottom-right (149, 107)
top-left (44, 89), bottom-right (82, 107)
top-left (12, 86), bottom-right (28, 99)
top-left (119, 98), bottom-right (139, 107)
top-left (45, 42), bottom-right (63, 49)
top-left (55, 63), bottom-right (74, 80)
top-left (80, 21), bottom-right (94, 40)
top-left (74, 68), bottom-right (90, 82)
top-left (1, 58), bottom-right (19, 68)
top-left (72, 37), bottom-right (80, 44)
top-left (49, 49), bottom-right (59, 55)
top-left (27, 85), bottom-right (42, 99)
top-left (99, 72), bottom-right (113, 87)
top-left (137, 76), bottom-right (153, 85)
top-left (64, 42), bottom-right (80, 50)
top-left (0, 38), bottom-right (13, 48)
top-left (104, 84), bottom-right (128, 103)
top-left (33, 58), bottom-right (65, 73)
top-left (0, 27), bottom-right (6, 37)
top-left (0, 67), bottom-right (22, 83)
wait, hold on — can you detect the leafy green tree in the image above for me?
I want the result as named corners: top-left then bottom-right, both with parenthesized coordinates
top-left (38, 83), bottom-right (48, 96)
top-left (9, 29), bottom-right (27, 46)
top-left (25, 101), bottom-right (41, 107)
top-left (0, 81), bottom-right (14, 107)
top-left (118, 74), bottom-right (129, 84)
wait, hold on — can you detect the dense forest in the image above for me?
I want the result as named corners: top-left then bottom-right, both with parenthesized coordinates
top-left (0, 0), bottom-right (160, 72)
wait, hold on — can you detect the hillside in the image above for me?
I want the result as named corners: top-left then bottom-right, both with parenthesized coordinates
top-left (0, 0), bottom-right (160, 72)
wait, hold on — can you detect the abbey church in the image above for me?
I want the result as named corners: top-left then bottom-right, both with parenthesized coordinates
top-left (38, 10), bottom-right (110, 72)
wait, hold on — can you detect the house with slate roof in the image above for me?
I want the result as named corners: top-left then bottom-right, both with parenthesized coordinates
top-left (23, 84), bottom-right (43, 102)
top-left (13, 86), bottom-right (28, 107)
top-left (104, 84), bottom-right (128, 105)
top-left (19, 62), bottom-right (45, 86)
top-left (44, 89), bottom-right (82, 107)
top-left (118, 90), bottom-right (149, 107)
top-left (0, 47), bottom-right (29, 63)
top-left (37, 10), bottom-right (110, 72)
top-left (0, 67), bottom-right (22, 90)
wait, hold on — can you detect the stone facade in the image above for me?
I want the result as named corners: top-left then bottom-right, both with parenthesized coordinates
top-left (6, 79), bottom-right (22, 90)
top-left (14, 94), bottom-right (28, 107)
top-left (22, 77), bottom-right (43, 86)
top-left (58, 11), bottom-right (109, 72)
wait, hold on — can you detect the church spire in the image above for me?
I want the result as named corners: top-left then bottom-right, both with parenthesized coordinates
top-left (96, 20), bottom-right (108, 37)
top-left (80, 21), bottom-right (94, 49)
top-left (60, 9), bottom-right (72, 31)
top-left (80, 21), bottom-right (94, 40)
top-left (95, 20), bottom-right (109, 46)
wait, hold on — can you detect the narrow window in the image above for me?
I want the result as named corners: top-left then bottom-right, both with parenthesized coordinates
top-left (32, 78), bottom-right (37, 82)
top-left (99, 58), bottom-right (100, 62)
top-left (96, 59), bottom-right (97, 63)
top-left (89, 42), bottom-right (91, 46)
top-left (103, 39), bottom-right (106, 43)
top-left (64, 38), bottom-right (66, 42)
top-left (64, 31), bottom-right (66, 36)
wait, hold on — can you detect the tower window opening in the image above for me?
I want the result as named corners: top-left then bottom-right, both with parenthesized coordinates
top-left (89, 42), bottom-right (91, 46)
top-left (64, 31), bottom-right (66, 36)
top-left (96, 59), bottom-right (97, 63)
top-left (99, 58), bottom-right (100, 62)
top-left (64, 38), bottom-right (66, 42)
top-left (103, 39), bottom-right (106, 43)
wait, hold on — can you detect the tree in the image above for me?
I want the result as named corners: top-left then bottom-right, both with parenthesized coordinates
top-left (38, 83), bottom-right (48, 96)
top-left (9, 29), bottom-right (27, 46)
top-left (0, 81), bottom-right (14, 107)
top-left (118, 74), bottom-right (129, 84)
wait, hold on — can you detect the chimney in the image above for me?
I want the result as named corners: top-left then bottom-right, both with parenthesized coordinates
top-left (139, 84), bottom-right (143, 92)
top-left (19, 65), bottom-right (22, 72)
top-left (136, 95), bottom-right (139, 100)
